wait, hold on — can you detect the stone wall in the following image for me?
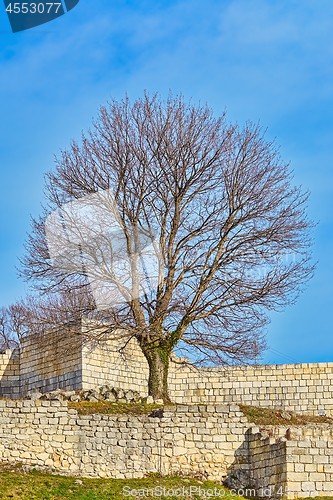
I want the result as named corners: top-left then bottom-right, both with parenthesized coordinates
top-left (3, 330), bottom-right (333, 417)
top-left (9, 331), bottom-right (152, 398)
top-left (80, 337), bottom-right (333, 416)
top-left (0, 400), bottom-right (332, 496)
top-left (247, 425), bottom-right (333, 498)
top-left (20, 330), bottom-right (82, 396)
top-left (168, 362), bottom-right (333, 415)
top-left (247, 428), bottom-right (288, 497)
top-left (0, 349), bottom-right (20, 399)
top-left (0, 401), bottom-right (251, 481)
top-left (82, 337), bottom-right (149, 396)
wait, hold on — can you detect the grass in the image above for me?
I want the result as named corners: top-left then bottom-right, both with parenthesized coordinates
top-left (0, 467), bottom-right (245, 500)
top-left (0, 467), bottom-right (329, 500)
top-left (0, 402), bottom-right (331, 500)
top-left (68, 400), bottom-right (165, 415)
top-left (69, 401), bottom-right (333, 423)
top-left (239, 404), bottom-right (333, 426)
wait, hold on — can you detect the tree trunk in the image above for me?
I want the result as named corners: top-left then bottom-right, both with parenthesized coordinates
top-left (140, 345), bottom-right (172, 403)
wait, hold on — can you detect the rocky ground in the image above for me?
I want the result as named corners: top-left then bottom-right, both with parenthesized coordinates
top-left (26, 386), bottom-right (163, 405)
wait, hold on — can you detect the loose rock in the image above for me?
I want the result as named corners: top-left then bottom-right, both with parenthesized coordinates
top-left (70, 394), bottom-right (81, 402)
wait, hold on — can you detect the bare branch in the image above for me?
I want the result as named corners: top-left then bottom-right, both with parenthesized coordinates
top-left (17, 92), bottom-right (316, 400)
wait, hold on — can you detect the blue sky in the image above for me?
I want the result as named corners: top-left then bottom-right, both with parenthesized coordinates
top-left (0, 0), bottom-right (332, 364)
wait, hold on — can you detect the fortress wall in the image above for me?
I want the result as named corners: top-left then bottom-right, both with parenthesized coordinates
top-left (81, 337), bottom-right (149, 395)
top-left (248, 430), bottom-right (287, 498)
top-left (0, 400), bottom-right (332, 494)
top-left (248, 425), bottom-right (333, 498)
top-left (0, 401), bottom-right (251, 481)
top-left (79, 335), bottom-right (333, 415)
top-left (168, 362), bottom-right (333, 415)
top-left (0, 349), bottom-right (20, 399)
top-left (3, 329), bottom-right (333, 417)
top-left (20, 330), bottom-right (83, 396)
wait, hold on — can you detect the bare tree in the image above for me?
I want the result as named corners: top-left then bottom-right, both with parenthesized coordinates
top-left (0, 308), bottom-right (12, 350)
top-left (0, 302), bottom-right (31, 350)
top-left (20, 92), bottom-right (315, 401)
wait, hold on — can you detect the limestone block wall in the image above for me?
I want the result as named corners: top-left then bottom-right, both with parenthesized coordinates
top-left (248, 425), bottom-right (333, 498)
top-left (0, 399), bottom-right (79, 471)
top-left (20, 330), bottom-right (82, 396)
top-left (0, 401), bottom-right (252, 481)
top-left (248, 428), bottom-right (288, 497)
top-left (81, 337), bottom-right (149, 395)
top-left (0, 399), bottom-right (332, 494)
top-left (168, 362), bottom-right (333, 415)
top-left (0, 349), bottom-right (20, 399)
top-left (3, 327), bottom-right (333, 416)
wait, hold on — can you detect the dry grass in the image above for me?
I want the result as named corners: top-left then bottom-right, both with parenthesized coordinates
top-left (68, 400), bottom-right (165, 415)
top-left (239, 404), bottom-right (333, 426)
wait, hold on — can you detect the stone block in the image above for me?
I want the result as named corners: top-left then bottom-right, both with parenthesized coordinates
top-left (309, 473), bottom-right (326, 481)
top-left (287, 472), bottom-right (309, 481)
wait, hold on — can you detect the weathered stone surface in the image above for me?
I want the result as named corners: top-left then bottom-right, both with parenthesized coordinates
top-left (69, 395), bottom-right (80, 402)
top-left (0, 401), bottom-right (250, 481)
top-left (105, 392), bottom-right (116, 402)
top-left (27, 390), bottom-right (42, 401)
top-left (2, 334), bottom-right (333, 422)
top-left (2, 335), bottom-right (333, 492)
top-left (0, 400), bottom-right (330, 493)
top-left (86, 394), bottom-right (99, 402)
top-left (62, 391), bottom-right (76, 399)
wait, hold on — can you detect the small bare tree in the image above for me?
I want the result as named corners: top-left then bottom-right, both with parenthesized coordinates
top-left (20, 92), bottom-right (315, 401)
top-left (0, 308), bottom-right (12, 350)
top-left (0, 302), bottom-right (31, 350)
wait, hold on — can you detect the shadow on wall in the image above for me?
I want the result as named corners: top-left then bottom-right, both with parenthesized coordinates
top-left (1, 328), bottom-right (333, 417)
top-left (0, 349), bottom-right (20, 399)
top-left (226, 425), bottom-right (333, 499)
top-left (19, 330), bottom-right (83, 396)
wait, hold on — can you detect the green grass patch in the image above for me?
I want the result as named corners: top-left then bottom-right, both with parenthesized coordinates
top-left (0, 468), bottom-right (246, 500)
top-left (239, 404), bottom-right (333, 426)
top-left (68, 400), bottom-right (165, 415)
top-left (0, 464), bottom-right (328, 500)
